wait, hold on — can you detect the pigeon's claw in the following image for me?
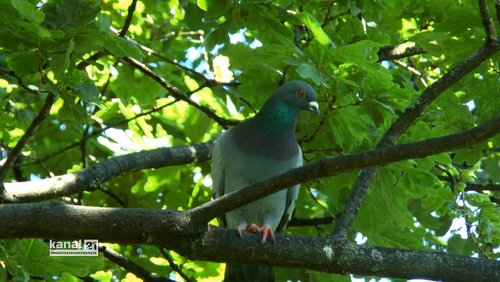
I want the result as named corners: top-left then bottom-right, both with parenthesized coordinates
top-left (246, 224), bottom-right (275, 244)
top-left (235, 226), bottom-right (244, 238)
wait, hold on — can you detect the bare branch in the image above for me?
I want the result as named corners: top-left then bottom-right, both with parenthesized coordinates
top-left (0, 202), bottom-right (498, 282)
top-left (0, 93), bottom-right (55, 180)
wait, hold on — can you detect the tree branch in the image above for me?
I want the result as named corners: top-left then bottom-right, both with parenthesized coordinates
top-left (0, 93), bottom-right (56, 180)
top-left (377, 42), bottom-right (426, 61)
top-left (99, 245), bottom-right (172, 282)
top-left (479, 0), bottom-right (497, 43)
top-left (288, 216), bottom-right (335, 227)
top-left (121, 56), bottom-right (237, 129)
top-left (332, 33), bottom-right (500, 238)
top-left (2, 117), bottom-right (498, 205)
top-left (188, 116), bottom-right (500, 224)
top-left (0, 202), bottom-right (498, 282)
top-left (465, 182), bottom-right (500, 192)
top-left (27, 99), bottom-right (179, 165)
top-left (119, 0), bottom-right (138, 37)
top-left (159, 248), bottom-right (193, 282)
top-left (2, 115), bottom-right (497, 206)
top-left (1, 142), bottom-right (214, 203)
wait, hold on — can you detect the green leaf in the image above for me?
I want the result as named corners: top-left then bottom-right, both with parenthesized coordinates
top-left (111, 36), bottom-right (144, 59)
top-left (43, 0), bottom-right (101, 31)
top-left (51, 38), bottom-right (75, 78)
top-left (197, 0), bottom-right (207, 11)
top-left (11, 0), bottom-right (45, 23)
top-left (283, 58), bottom-right (328, 86)
top-left (296, 12), bottom-right (334, 47)
top-left (75, 82), bottom-right (99, 103)
top-left (453, 143), bottom-right (486, 166)
top-left (447, 235), bottom-right (475, 255)
top-left (2, 239), bottom-right (104, 278)
top-left (6, 51), bottom-right (39, 77)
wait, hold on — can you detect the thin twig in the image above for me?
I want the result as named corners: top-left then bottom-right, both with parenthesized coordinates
top-left (24, 99), bottom-right (179, 165)
top-left (461, 194), bottom-right (491, 259)
top-left (435, 163), bottom-right (456, 191)
top-left (394, 59), bottom-right (428, 87)
top-left (322, 10), bottom-right (350, 28)
top-left (0, 93), bottom-right (56, 180)
top-left (159, 248), bottom-right (193, 282)
top-left (306, 185), bottom-right (338, 220)
top-left (119, 0), bottom-right (138, 37)
top-left (98, 187), bottom-right (128, 208)
top-left (121, 56), bottom-right (237, 128)
top-left (300, 91), bottom-right (336, 143)
top-left (76, 0), bottom-right (139, 70)
top-left (99, 245), bottom-right (173, 282)
top-left (0, 68), bottom-right (41, 94)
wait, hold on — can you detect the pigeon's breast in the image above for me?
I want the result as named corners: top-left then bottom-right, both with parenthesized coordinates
top-left (231, 125), bottom-right (300, 161)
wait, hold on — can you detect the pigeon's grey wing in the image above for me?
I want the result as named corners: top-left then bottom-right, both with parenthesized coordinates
top-left (211, 133), bottom-right (227, 227)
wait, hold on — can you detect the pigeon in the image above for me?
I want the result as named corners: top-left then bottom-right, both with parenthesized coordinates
top-left (211, 80), bottom-right (319, 282)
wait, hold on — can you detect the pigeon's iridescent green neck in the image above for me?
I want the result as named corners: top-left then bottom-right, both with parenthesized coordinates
top-left (254, 101), bottom-right (297, 137)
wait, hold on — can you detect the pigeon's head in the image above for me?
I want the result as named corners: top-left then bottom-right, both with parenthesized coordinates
top-left (272, 80), bottom-right (320, 115)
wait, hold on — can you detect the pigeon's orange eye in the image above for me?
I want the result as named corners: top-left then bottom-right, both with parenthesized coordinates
top-left (297, 90), bottom-right (305, 97)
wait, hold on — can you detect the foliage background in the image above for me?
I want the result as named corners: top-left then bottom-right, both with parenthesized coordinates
top-left (0, 0), bottom-right (498, 281)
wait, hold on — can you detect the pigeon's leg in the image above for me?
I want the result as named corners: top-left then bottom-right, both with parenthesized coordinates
top-left (246, 223), bottom-right (275, 243)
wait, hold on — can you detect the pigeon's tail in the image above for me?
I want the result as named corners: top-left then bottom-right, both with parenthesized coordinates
top-left (224, 263), bottom-right (274, 282)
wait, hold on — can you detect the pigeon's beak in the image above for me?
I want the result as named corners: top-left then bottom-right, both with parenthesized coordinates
top-left (308, 101), bottom-right (320, 116)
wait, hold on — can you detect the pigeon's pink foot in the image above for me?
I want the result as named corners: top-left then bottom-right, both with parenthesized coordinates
top-left (246, 223), bottom-right (275, 243)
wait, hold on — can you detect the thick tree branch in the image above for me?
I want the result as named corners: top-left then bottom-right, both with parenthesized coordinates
top-left (2, 117), bottom-right (498, 205)
top-left (0, 203), bottom-right (498, 282)
top-left (332, 34), bottom-right (500, 238)
top-left (0, 93), bottom-right (55, 180)
top-left (288, 216), bottom-right (335, 227)
top-left (189, 116), bottom-right (500, 224)
top-left (0, 142), bottom-right (214, 203)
